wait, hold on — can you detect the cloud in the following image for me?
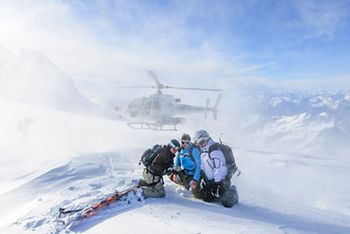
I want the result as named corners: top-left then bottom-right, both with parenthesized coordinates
top-left (0, 1), bottom-right (100, 72)
top-left (293, 0), bottom-right (349, 39)
top-left (0, 0), bottom-right (246, 82)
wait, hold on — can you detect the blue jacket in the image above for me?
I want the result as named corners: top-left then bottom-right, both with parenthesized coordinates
top-left (174, 143), bottom-right (201, 181)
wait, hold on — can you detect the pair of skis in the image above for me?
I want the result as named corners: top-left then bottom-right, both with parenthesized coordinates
top-left (57, 184), bottom-right (140, 227)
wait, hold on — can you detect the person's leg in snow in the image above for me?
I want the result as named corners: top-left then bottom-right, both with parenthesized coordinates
top-left (141, 168), bottom-right (165, 198)
top-left (168, 170), bottom-right (192, 190)
top-left (219, 180), bottom-right (239, 208)
top-left (198, 179), bottom-right (238, 207)
top-left (191, 180), bottom-right (203, 199)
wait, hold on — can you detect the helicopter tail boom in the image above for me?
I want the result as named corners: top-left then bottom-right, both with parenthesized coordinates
top-left (175, 94), bottom-right (221, 120)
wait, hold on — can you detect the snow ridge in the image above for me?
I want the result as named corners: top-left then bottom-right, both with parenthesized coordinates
top-left (0, 48), bottom-right (97, 114)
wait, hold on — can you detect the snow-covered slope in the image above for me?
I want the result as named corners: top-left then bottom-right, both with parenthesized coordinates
top-left (1, 57), bottom-right (349, 233)
top-left (0, 97), bottom-right (349, 234)
top-left (0, 48), bottom-right (97, 114)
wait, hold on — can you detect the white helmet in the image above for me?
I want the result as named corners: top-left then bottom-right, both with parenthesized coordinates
top-left (193, 130), bottom-right (210, 144)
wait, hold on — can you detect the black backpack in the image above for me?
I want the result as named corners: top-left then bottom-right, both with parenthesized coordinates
top-left (139, 144), bottom-right (163, 167)
top-left (209, 143), bottom-right (238, 178)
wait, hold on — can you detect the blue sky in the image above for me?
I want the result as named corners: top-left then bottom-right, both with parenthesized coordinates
top-left (66, 0), bottom-right (350, 81)
top-left (1, 0), bottom-right (350, 86)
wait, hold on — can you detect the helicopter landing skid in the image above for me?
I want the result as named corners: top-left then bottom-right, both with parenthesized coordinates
top-left (127, 122), bottom-right (178, 131)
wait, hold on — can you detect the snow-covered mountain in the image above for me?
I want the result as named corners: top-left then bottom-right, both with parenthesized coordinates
top-left (236, 88), bottom-right (350, 154)
top-left (254, 89), bottom-right (350, 118)
top-left (0, 48), bottom-right (97, 114)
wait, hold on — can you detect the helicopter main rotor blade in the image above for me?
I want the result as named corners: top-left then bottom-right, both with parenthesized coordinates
top-left (147, 70), bottom-right (163, 90)
top-left (165, 86), bottom-right (222, 92)
top-left (147, 70), bottom-right (221, 92)
top-left (116, 85), bottom-right (156, 89)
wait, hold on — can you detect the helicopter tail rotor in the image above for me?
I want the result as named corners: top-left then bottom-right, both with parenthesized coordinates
top-left (212, 94), bottom-right (221, 120)
top-left (204, 98), bottom-right (210, 119)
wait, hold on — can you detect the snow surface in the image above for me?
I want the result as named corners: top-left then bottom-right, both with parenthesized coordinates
top-left (0, 50), bottom-right (350, 233)
top-left (1, 97), bottom-right (350, 234)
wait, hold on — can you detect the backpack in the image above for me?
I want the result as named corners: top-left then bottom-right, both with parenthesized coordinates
top-left (139, 144), bottom-right (163, 167)
top-left (208, 143), bottom-right (238, 178)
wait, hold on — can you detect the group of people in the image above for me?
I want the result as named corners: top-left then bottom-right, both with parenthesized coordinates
top-left (137, 130), bottom-right (239, 208)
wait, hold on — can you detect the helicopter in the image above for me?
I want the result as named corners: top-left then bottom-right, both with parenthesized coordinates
top-left (115, 71), bottom-right (222, 131)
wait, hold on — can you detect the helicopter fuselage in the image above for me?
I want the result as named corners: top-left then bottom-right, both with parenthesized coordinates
top-left (125, 92), bottom-right (218, 121)
top-left (127, 93), bottom-right (177, 120)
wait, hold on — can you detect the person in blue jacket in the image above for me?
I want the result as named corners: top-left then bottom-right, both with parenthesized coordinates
top-left (169, 133), bottom-right (201, 197)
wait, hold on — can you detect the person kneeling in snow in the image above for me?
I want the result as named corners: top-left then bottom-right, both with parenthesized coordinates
top-left (193, 130), bottom-right (239, 208)
top-left (168, 133), bottom-right (202, 197)
top-left (138, 139), bottom-right (181, 198)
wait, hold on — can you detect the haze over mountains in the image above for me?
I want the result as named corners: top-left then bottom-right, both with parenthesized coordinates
top-left (0, 48), bottom-right (97, 114)
top-left (1, 47), bottom-right (349, 157)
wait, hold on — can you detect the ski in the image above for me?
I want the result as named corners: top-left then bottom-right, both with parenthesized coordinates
top-left (57, 184), bottom-right (139, 226)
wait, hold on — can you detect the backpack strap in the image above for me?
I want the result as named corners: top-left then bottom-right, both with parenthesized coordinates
top-left (208, 143), bottom-right (220, 155)
top-left (208, 143), bottom-right (221, 160)
top-left (188, 145), bottom-right (196, 162)
top-left (145, 168), bottom-right (164, 186)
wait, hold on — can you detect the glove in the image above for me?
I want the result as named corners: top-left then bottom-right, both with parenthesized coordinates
top-left (210, 182), bottom-right (222, 198)
top-left (199, 178), bottom-right (206, 189)
top-left (189, 180), bottom-right (197, 190)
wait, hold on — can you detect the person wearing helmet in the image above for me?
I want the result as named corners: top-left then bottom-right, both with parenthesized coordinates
top-left (169, 134), bottom-right (201, 197)
top-left (193, 130), bottom-right (238, 208)
top-left (138, 139), bottom-right (180, 198)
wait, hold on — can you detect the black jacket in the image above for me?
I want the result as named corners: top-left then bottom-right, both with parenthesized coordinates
top-left (150, 145), bottom-right (176, 176)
